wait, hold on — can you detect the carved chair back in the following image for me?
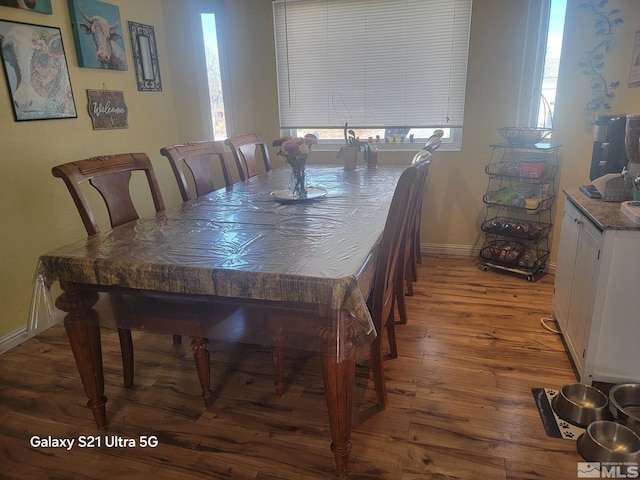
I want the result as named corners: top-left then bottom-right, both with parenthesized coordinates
top-left (160, 140), bottom-right (233, 202)
top-left (52, 152), bottom-right (165, 236)
top-left (225, 133), bottom-right (272, 181)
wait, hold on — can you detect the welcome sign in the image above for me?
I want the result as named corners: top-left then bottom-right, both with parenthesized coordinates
top-left (86, 89), bottom-right (128, 130)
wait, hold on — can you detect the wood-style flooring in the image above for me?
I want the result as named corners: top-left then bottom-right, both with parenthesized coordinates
top-left (0, 255), bottom-right (582, 479)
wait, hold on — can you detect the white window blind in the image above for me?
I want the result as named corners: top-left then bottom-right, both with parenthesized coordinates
top-left (273, 0), bottom-right (472, 129)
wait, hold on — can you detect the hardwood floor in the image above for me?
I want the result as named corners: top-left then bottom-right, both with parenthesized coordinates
top-left (0, 255), bottom-right (582, 479)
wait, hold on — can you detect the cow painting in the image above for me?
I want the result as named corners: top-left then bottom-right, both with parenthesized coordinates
top-left (68, 0), bottom-right (128, 71)
top-left (0, 22), bottom-right (77, 120)
top-left (0, 0), bottom-right (52, 14)
top-left (0, 0), bottom-right (38, 9)
top-left (79, 8), bottom-right (127, 70)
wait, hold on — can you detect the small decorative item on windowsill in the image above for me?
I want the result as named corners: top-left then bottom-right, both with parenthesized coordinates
top-left (273, 133), bottom-right (318, 199)
top-left (337, 122), bottom-right (370, 170)
top-left (364, 146), bottom-right (378, 168)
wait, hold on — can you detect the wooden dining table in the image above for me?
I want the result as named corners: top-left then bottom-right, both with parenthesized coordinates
top-left (36, 164), bottom-right (407, 479)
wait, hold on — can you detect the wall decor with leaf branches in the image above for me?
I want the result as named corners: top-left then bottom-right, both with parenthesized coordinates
top-left (578, 0), bottom-right (623, 125)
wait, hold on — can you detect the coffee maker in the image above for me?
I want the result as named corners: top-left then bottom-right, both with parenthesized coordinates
top-left (589, 114), bottom-right (628, 181)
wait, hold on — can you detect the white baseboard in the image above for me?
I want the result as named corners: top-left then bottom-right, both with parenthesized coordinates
top-left (420, 242), bottom-right (480, 257)
top-left (0, 327), bottom-right (33, 355)
top-left (0, 310), bottom-right (63, 355)
top-left (0, 268), bottom-right (66, 354)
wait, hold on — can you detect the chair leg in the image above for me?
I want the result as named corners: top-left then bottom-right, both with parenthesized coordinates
top-left (386, 309), bottom-right (398, 359)
top-left (117, 328), bottom-right (134, 388)
top-left (173, 335), bottom-right (182, 344)
top-left (191, 336), bottom-right (213, 408)
top-left (396, 271), bottom-right (408, 325)
top-left (272, 346), bottom-right (285, 397)
top-left (411, 260), bottom-right (418, 283)
top-left (370, 335), bottom-right (388, 408)
top-left (414, 229), bottom-right (422, 266)
top-left (407, 232), bottom-right (420, 283)
top-left (405, 257), bottom-right (415, 297)
top-left (404, 257), bottom-right (418, 297)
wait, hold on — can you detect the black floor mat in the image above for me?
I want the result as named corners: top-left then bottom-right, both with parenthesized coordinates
top-left (532, 387), bottom-right (584, 440)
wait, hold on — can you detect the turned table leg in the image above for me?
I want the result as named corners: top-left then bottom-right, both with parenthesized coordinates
top-left (271, 346), bottom-right (285, 397)
top-left (191, 336), bottom-right (213, 408)
top-left (321, 350), bottom-right (355, 480)
top-left (318, 307), bottom-right (358, 480)
top-left (56, 284), bottom-right (107, 429)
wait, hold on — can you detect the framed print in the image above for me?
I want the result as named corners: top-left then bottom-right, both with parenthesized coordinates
top-left (0, 20), bottom-right (77, 121)
top-left (629, 29), bottom-right (640, 87)
top-left (0, 0), bottom-right (52, 14)
top-left (87, 89), bottom-right (128, 129)
top-left (128, 21), bottom-right (162, 91)
top-left (68, 0), bottom-right (128, 70)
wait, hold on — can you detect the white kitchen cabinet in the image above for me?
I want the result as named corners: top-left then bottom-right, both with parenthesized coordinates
top-left (552, 192), bottom-right (640, 384)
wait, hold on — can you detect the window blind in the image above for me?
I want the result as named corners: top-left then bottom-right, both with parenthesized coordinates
top-left (273, 0), bottom-right (472, 129)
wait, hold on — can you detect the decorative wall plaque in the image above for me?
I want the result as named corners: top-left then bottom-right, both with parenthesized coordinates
top-left (86, 89), bottom-right (128, 129)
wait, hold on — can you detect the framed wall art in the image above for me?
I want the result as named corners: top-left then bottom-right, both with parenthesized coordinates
top-left (0, 20), bottom-right (77, 121)
top-left (68, 0), bottom-right (128, 70)
top-left (0, 0), bottom-right (52, 14)
top-left (128, 21), bottom-right (162, 91)
top-left (629, 29), bottom-right (640, 87)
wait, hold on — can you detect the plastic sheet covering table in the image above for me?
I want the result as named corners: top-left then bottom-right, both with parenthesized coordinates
top-left (35, 164), bottom-right (407, 479)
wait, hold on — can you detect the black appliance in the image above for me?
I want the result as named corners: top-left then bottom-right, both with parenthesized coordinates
top-left (589, 114), bottom-right (628, 181)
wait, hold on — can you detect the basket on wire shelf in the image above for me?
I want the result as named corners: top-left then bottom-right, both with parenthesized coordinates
top-left (498, 93), bottom-right (553, 145)
top-left (497, 127), bottom-right (552, 146)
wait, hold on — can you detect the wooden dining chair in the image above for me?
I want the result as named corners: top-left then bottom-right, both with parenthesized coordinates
top-left (395, 153), bottom-right (432, 324)
top-left (52, 153), bottom-right (281, 406)
top-left (368, 160), bottom-right (423, 407)
top-left (52, 153), bottom-right (229, 403)
top-left (52, 153), bottom-right (165, 238)
top-left (411, 132), bottom-right (443, 270)
top-left (225, 133), bottom-right (272, 181)
top-left (162, 140), bottom-right (287, 397)
top-left (268, 163), bottom-right (422, 406)
top-left (160, 140), bottom-right (234, 201)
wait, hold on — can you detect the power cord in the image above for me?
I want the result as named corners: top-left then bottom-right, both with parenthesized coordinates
top-left (540, 317), bottom-right (562, 334)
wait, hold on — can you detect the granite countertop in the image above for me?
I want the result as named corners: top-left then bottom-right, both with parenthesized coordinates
top-left (563, 188), bottom-right (640, 231)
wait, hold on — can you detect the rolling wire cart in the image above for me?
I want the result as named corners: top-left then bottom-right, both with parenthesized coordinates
top-left (479, 141), bottom-right (561, 281)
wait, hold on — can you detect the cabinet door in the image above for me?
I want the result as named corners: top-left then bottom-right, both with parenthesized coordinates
top-left (565, 218), bottom-right (601, 376)
top-left (552, 200), bottom-right (581, 331)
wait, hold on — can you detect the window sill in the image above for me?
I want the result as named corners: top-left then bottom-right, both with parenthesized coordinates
top-left (312, 142), bottom-right (460, 153)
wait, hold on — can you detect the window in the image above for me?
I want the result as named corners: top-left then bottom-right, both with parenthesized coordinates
top-left (195, 2), bottom-right (234, 140)
top-left (537, 0), bottom-right (567, 128)
top-left (517, 0), bottom-right (567, 130)
top-left (201, 14), bottom-right (228, 139)
top-left (272, 0), bottom-right (472, 149)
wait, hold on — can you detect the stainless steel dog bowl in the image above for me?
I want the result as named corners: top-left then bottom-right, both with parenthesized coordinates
top-left (551, 383), bottom-right (609, 427)
top-left (610, 383), bottom-right (640, 436)
top-left (577, 420), bottom-right (640, 472)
